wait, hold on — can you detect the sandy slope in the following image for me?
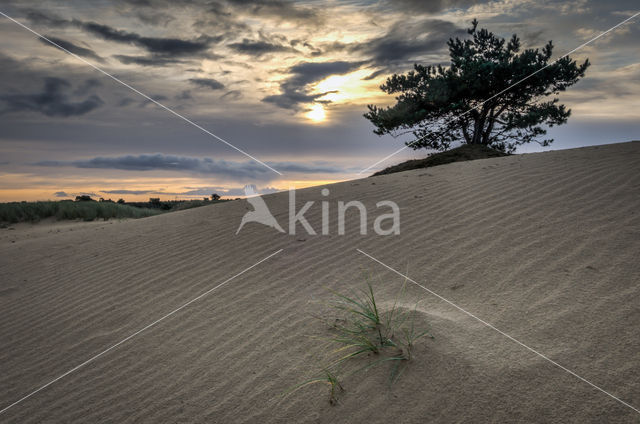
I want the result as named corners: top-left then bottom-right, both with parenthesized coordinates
top-left (1, 141), bottom-right (639, 423)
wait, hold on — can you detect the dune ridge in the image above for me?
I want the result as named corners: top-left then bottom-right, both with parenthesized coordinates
top-left (1, 141), bottom-right (639, 423)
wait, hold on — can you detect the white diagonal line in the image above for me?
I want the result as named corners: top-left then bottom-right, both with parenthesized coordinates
top-left (356, 248), bottom-right (640, 415)
top-left (358, 11), bottom-right (640, 175)
top-left (0, 11), bottom-right (282, 176)
top-left (0, 248), bottom-right (283, 416)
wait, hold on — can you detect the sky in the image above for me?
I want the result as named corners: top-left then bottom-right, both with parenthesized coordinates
top-left (0, 0), bottom-right (638, 201)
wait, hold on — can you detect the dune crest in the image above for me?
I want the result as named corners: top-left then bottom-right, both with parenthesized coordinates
top-left (1, 142), bottom-right (639, 423)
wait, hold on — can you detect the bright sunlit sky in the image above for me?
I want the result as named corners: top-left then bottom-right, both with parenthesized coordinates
top-left (0, 0), bottom-right (638, 201)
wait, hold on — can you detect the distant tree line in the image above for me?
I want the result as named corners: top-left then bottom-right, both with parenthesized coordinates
top-left (74, 193), bottom-right (226, 210)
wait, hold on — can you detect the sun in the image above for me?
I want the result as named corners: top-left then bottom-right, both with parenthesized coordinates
top-left (306, 103), bottom-right (326, 122)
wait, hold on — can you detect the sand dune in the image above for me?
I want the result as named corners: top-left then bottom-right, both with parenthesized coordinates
top-left (1, 141), bottom-right (639, 423)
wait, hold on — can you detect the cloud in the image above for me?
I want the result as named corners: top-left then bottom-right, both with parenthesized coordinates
top-left (386, 0), bottom-right (481, 13)
top-left (109, 0), bottom-right (319, 30)
top-left (218, 185), bottom-right (280, 196)
top-left (228, 39), bottom-right (296, 56)
top-left (24, 10), bottom-right (218, 58)
top-left (113, 54), bottom-right (185, 67)
top-left (225, 0), bottom-right (321, 25)
top-left (38, 36), bottom-right (105, 62)
top-left (101, 185), bottom-right (280, 197)
top-left (133, 9), bottom-right (175, 26)
top-left (118, 97), bottom-right (136, 107)
top-left (24, 9), bottom-right (70, 27)
top-left (74, 79), bottom-right (102, 95)
top-left (139, 94), bottom-right (169, 107)
top-left (362, 69), bottom-right (387, 80)
top-left (53, 191), bottom-right (69, 197)
top-left (263, 60), bottom-right (365, 109)
top-left (100, 189), bottom-right (155, 195)
top-left (192, 2), bottom-right (251, 33)
top-left (0, 77), bottom-right (104, 117)
top-left (176, 90), bottom-right (193, 100)
top-left (80, 21), bottom-right (217, 56)
top-left (34, 154), bottom-right (343, 180)
top-left (189, 78), bottom-right (225, 90)
top-left (349, 19), bottom-right (464, 65)
top-left (287, 61), bottom-right (365, 85)
top-left (221, 90), bottom-right (242, 100)
top-left (315, 19), bottom-right (462, 70)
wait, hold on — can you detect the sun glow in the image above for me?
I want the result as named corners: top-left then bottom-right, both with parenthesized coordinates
top-left (306, 103), bottom-right (326, 122)
top-left (313, 69), bottom-right (381, 103)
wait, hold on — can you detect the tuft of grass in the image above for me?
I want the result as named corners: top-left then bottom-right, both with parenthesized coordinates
top-left (289, 280), bottom-right (433, 404)
top-left (282, 368), bottom-right (344, 405)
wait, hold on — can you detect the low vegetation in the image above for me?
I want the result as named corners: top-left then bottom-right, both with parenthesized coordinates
top-left (372, 143), bottom-right (508, 176)
top-left (124, 197), bottom-right (228, 211)
top-left (0, 194), bottom-right (231, 224)
top-left (285, 281), bottom-right (432, 404)
top-left (0, 200), bottom-right (162, 223)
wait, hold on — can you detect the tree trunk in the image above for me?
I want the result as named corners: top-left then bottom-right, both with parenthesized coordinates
top-left (471, 105), bottom-right (490, 144)
top-left (482, 106), bottom-right (496, 144)
top-left (461, 119), bottom-right (472, 143)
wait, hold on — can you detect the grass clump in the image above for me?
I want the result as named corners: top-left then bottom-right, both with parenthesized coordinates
top-left (284, 280), bottom-right (432, 405)
top-left (283, 369), bottom-right (344, 405)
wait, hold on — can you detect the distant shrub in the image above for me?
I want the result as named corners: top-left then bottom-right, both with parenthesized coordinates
top-left (75, 195), bottom-right (94, 202)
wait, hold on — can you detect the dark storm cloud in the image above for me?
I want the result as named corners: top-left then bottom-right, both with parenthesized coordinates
top-left (38, 36), bottom-right (105, 62)
top-left (35, 154), bottom-right (343, 180)
top-left (263, 60), bottom-right (365, 110)
top-left (189, 78), bottom-right (225, 90)
top-left (0, 77), bottom-right (104, 117)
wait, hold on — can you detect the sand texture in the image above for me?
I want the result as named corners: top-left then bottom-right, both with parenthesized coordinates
top-left (1, 141), bottom-right (639, 423)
